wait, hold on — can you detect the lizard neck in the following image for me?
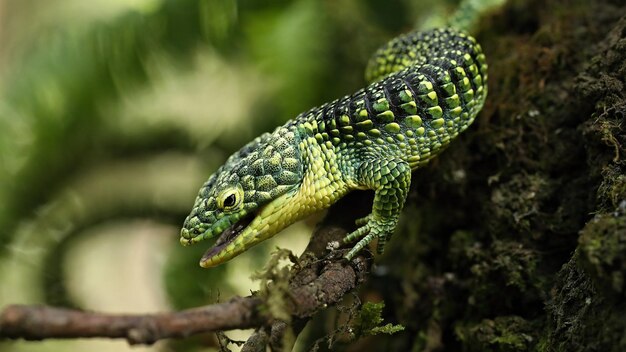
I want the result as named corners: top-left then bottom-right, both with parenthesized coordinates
top-left (291, 123), bottom-right (351, 214)
top-left (227, 124), bottom-right (350, 249)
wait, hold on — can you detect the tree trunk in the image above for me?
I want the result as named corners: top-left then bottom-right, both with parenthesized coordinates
top-left (348, 0), bottom-right (626, 350)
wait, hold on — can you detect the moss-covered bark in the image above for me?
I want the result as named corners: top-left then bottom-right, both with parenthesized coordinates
top-left (334, 0), bottom-right (626, 351)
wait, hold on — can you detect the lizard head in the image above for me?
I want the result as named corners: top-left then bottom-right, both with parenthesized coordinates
top-left (180, 128), bottom-right (304, 267)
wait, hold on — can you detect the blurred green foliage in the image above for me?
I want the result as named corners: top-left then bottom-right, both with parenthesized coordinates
top-left (0, 0), bottom-right (466, 351)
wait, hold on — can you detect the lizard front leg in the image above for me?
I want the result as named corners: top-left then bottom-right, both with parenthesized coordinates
top-left (343, 157), bottom-right (411, 259)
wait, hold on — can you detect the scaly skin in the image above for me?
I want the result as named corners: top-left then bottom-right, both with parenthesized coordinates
top-left (180, 28), bottom-right (488, 268)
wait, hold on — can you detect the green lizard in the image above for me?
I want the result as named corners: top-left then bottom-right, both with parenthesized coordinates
top-left (180, 28), bottom-right (488, 268)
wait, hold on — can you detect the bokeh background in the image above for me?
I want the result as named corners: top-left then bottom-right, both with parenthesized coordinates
top-left (0, 0), bottom-right (465, 351)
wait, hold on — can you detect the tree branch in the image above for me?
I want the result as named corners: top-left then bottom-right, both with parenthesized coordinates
top-left (0, 194), bottom-right (373, 346)
top-left (0, 297), bottom-right (264, 345)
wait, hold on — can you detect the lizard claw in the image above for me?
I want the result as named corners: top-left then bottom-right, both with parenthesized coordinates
top-left (354, 214), bottom-right (372, 226)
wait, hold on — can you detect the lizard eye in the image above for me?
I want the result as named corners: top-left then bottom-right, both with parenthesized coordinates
top-left (224, 194), bottom-right (236, 208)
top-left (218, 185), bottom-right (243, 211)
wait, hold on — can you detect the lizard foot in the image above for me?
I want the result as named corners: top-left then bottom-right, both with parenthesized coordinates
top-left (342, 215), bottom-right (394, 260)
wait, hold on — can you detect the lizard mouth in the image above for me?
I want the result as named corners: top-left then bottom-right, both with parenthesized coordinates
top-left (199, 212), bottom-right (256, 264)
top-left (194, 187), bottom-right (300, 268)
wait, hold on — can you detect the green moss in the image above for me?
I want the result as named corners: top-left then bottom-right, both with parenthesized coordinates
top-left (250, 248), bottom-right (298, 350)
top-left (251, 248), bottom-right (297, 322)
top-left (355, 302), bottom-right (405, 337)
top-left (455, 316), bottom-right (539, 352)
top-left (578, 208), bottom-right (626, 295)
top-left (597, 165), bottom-right (626, 211)
top-left (487, 173), bottom-right (551, 235)
top-left (545, 254), bottom-right (626, 351)
top-left (449, 235), bottom-right (542, 314)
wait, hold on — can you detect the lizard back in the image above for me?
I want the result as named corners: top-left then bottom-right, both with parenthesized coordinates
top-left (288, 28), bottom-right (487, 170)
